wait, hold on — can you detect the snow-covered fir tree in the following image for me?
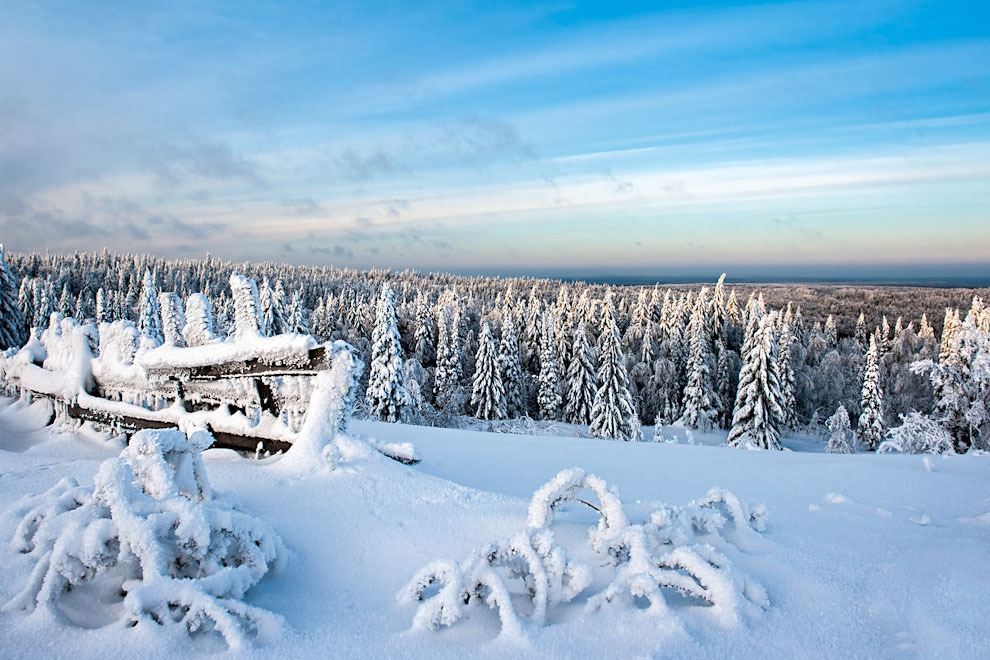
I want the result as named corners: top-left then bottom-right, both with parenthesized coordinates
top-left (158, 292), bottom-right (186, 347)
top-left (136, 268), bottom-right (163, 342)
top-left (95, 287), bottom-right (109, 323)
top-left (677, 288), bottom-right (719, 430)
top-left (365, 284), bottom-right (409, 423)
top-left (917, 304), bottom-right (990, 452)
top-left (499, 314), bottom-right (527, 418)
top-left (182, 293), bottom-right (218, 346)
top-left (471, 322), bottom-right (506, 420)
top-left (537, 312), bottom-right (562, 420)
top-left (433, 303), bottom-right (463, 411)
top-left (727, 313), bottom-right (784, 450)
top-left (855, 312), bottom-right (868, 348)
top-left (563, 322), bottom-right (596, 425)
top-left (823, 314), bottom-right (838, 346)
top-left (776, 320), bottom-right (798, 430)
top-left (857, 335), bottom-right (885, 451)
top-left (826, 404), bottom-right (854, 453)
top-left (229, 273), bottom-right (262, 339)
top-left (590, 308), bottom-right (640, 441)
top-left (0, 245), bottom-right (25, 349)
top-left (413, 293), bottom-right (436, 366)
top-left (287, 287), bottom-right (309, 334)
top-left (16, 277), bottom-right (33, 339)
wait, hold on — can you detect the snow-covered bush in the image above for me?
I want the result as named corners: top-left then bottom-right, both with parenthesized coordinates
top-left (878, 412), bottom-right (956, 455)
top-left (4, 427), bottom-right (285, 649)
top-left (398, 467), bottom-right (768, 641)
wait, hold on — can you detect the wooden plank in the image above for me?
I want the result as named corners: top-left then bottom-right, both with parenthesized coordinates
top-left (147, 346), bottom-right (330, 380)
top-left (65, 402), bottom-right (291, 454)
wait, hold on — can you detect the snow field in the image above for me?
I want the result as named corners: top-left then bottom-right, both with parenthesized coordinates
top-left (0, 398), bottom-right (988, 658)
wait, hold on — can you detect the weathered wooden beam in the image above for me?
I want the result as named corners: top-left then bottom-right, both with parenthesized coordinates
top-left (147, 345), bottom-right (330, 380)
top-left (66, 402), bottom-right (292, 454)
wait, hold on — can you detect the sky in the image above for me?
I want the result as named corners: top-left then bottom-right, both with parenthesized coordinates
top-left (1, 0), bottom-right (989, 280)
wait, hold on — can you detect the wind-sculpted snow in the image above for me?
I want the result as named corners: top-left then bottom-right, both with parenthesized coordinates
top-left (3, 427), bottom-right (285, 650)
top-left (399, 467), bottom-right (768, 641)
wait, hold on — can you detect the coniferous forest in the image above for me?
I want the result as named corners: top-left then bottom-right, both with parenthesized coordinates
top-left (3, 248), bottom-right (988, 454)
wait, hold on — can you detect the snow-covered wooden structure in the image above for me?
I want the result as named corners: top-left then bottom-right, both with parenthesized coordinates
top-left (0, 315), bottom-right (417, 463)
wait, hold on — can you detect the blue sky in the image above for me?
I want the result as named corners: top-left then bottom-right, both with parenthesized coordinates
top-left (1, 0), bottom-right (989, 278)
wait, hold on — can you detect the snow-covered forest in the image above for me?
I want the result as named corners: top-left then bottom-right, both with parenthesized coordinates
top-left (3, 248), bottom-right (989, 454)
top-left (0, 247), bottom-right (989, 658)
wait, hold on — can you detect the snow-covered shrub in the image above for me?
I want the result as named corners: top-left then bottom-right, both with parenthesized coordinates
top-left (399, 468), bottom-right (768, 640)
top-left (4, 427), bottom-right (285, 650)
top-left (878, 412), bottom-right (956, 455)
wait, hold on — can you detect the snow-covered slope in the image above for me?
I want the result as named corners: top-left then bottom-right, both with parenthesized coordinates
top-left (0, 398), bottom-right (987, 658)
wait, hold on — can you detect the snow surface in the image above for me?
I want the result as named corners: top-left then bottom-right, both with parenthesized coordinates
top-left (0, 397), bottom-right (988, 658)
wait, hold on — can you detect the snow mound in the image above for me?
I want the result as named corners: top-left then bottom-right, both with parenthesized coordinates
top-left (3, 427), bottom-right (285, 650)
top-left (399, 467), bottom-right (769, 641)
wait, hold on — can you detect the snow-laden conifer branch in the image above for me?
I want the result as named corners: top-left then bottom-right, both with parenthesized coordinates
top-left (4, 427), bottom-right (285, 649)
top-left (399, 468), bottom-right (768, 640)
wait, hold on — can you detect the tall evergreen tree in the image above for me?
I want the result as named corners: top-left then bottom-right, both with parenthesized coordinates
top-left (287, 288), bottom-right (309, 334)
top-left (826, 404), bottom-right (855, 454)
top-left (17, 276), bottom-right (33, 339)
top-left (183, 293), bottom-right (218, 346)
top-left (564, 322), bottom-right (596, 425)
top-left (413, 293), bottom-right (436, 366)
top-left (677, 289), bottom-right (719, 430)
top-left (158, 292), bottom-right (186, 347)
top-left (365, 284), bottom-right (409, 422)
top-left (727, 313), bottom-right (784, 450)
top-left (777, 321), bottom-right (799, 430)
top-left (823, 314), bottom-right (838, 346)
top-left (590, 309), bottom-right (640, 441)
top-left (499, 314), bottom-right (526, 418)
top-left (434, 305), bottom-right (463, 410)
top-left (136, 269), bottom-right (163, 342)
top-left (537, 312), bottom-right (562, 420)
top-left (229, 273), bottom-right (262, 340)
top-left (471, 322), bottom-right (506, 420)
top-left (857, 335), bottom-right (885, 451)
top-left (0, 245), bottom-right (26, 349)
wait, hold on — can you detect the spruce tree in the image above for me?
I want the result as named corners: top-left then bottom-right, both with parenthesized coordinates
top-left (471, 322), bottom-right (506, 420)
top-left (17, 276), bottom-right (33, 339)
top-left (777, 320), bottom-right (798, 430)
top-left (823, 314), bottom-right (838, 346)
top-left (183, 293), bottom-right (218, 346)
top-left (136, 269), bottom-right (163, 342)
top-left (564, 322), bottom-right (596, 425)
top-left (0, 245), bottom-right (26, 349)
top-left (727, 313), bottom-right (784, 450)
top-left (229, 273), bottom-right (262, 340)
top-left (365, 284), bottom-right (409, 422)
top-left (287, 288), bottom-right (309, 334)
top-left (826, 404), bottom-right (854, 453)
top-left (855, 312), bottom-right (868, 347)
top-left (677, 289), bottom-right (718, 430)
top-left (258, 278), bottom-right (274, 336)
top-left (158, 292), bottom-right (186, 347)
top-left (95, 288), bottom-right (109, 323)
top-left (433, 304), bottom-right (463, 411)
top-left (269, 279), bottom-right (289, 335)
top-left (537, 312), bottom-right (562, 420)
top-left (499, 314), bottom-right (526, 418)
top-left (857, 335), bottom-right (885, 451)
top-left (590, 309), bottom-right (640, 441)
top-left (414, 294), bottom-right (436, 366)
